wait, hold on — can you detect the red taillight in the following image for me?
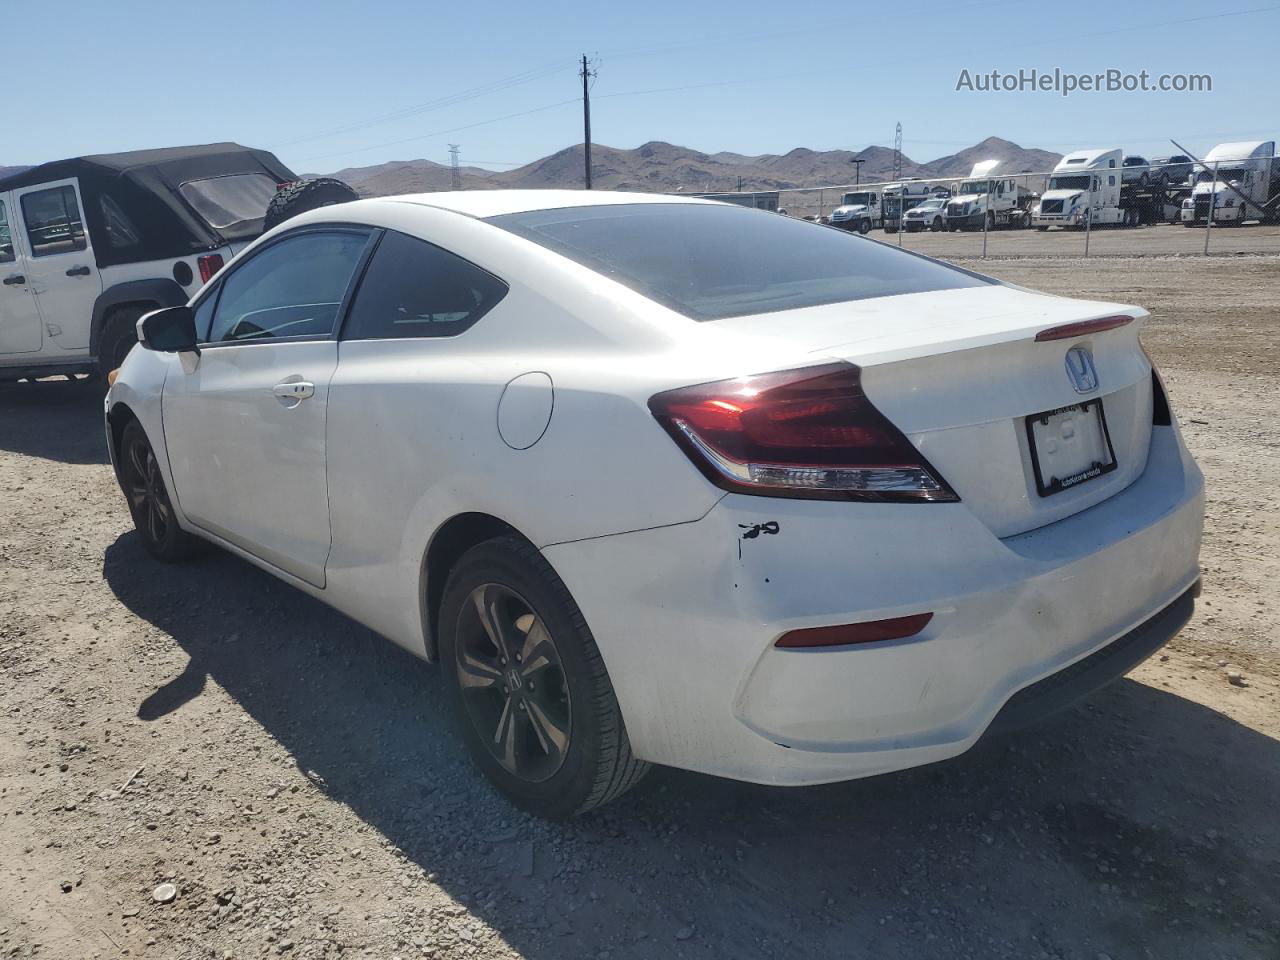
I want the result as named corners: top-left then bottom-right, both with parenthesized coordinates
top-left (197, 254), bottom-right (224, 285)
top-left (647, 362), bottom-right (957, 502)
top-left (776, 613), bottom-right (934, 648)
top-left (1034, 314), bottom-right (1133, 342)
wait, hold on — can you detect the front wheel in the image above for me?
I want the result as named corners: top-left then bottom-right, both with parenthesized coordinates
top-left (931, 216), bottom-right (943, 232)
top-left (857, 219), bottom-right (871, 235)
top-left (439, 537), bottom-right (649, 817)
top-left (119, 420), bottom-right (201, 561)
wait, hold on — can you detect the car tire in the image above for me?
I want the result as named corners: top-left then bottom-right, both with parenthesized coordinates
top-left (931, 216), bottom-right (943, 232)
top-left (118, 420), bottom-right (201, 562)
top-left (262, 177), bottom-right (360, 234)
top-left (857, 219), bottom-right (871, 235)
top-left (97, 306), bottom-right (147, 383)
top-left (439, 536), bottom-right (650, 817)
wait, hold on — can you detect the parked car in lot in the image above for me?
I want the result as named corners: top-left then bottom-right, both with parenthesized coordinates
top-left (106, 191), bottom-right (1204, 817)
top-left (901, 196), bottom-right (949, 231)
top-left (1, 143), bottom-right (297, 383)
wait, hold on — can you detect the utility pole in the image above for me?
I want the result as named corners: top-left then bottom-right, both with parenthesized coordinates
top-left (448, 144), bottom-right (461, 191)
top-left (580, 54), bottom-right (596, 189)
top-left (850, 158), bottom-right (865, 185)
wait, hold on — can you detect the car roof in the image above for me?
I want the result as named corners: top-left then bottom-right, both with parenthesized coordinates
top-left (380, 189), bottom-right (714, 219)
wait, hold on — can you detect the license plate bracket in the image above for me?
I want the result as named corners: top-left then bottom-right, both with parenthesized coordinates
top-left (1024, 398), bottom-right (1118, 497)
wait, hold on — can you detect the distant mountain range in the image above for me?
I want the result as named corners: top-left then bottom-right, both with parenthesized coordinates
top-left (4, 136), bottom-right (1059, 201)
top-left (326, 136), bottom-right (1062, 196)
top-left (0, 164), bottom-right (31, 179)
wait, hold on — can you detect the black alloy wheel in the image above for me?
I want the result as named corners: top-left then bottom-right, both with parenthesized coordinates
top-left (438, 537), bottom-right (649, 816)
top-left (119, 420), bottom-right (198, 561)
top-left (453, 582), bottom-right (572, 782)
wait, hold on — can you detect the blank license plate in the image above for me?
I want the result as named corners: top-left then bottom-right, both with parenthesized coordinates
top-left (1024, 399), bottom-right (1117, 497)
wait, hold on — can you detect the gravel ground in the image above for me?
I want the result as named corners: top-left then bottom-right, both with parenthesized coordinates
top-left (1, 256), bottom-right (1277, 960)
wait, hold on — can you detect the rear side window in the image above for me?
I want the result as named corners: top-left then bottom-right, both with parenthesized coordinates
top-left (21, 185), bottom-right (87, 257)
top-left (342, 230), bottom-right (508, 340)
top-left (0, 200), bottom-right (13, 263)
top-left (206, 230), bottom-right (370, 343)
top-left (99, 194), bottom-right (142, 253)
top-left (179, 174), bottom-right (278, 230)
top-left (486, 203), bottom-right (991, 321)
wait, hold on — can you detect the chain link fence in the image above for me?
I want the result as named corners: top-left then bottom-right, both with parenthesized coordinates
top-left (689, 154), bottom-right (1280, 259)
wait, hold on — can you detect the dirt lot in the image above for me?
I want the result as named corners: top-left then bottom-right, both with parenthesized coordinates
top-left (1, 257), bottom-right (1277, 960)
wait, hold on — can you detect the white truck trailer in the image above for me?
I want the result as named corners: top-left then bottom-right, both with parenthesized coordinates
top-left (944, 160), bottom-right (1033, 230)
top-left (1181, 140), bottom-right (1279, 226)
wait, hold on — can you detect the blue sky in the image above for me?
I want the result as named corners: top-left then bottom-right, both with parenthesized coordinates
top-left (9, 0), bottom-right (1277, 175)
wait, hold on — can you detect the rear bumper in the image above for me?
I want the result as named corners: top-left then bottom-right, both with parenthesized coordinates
top-left (984, 579), bottom-right (1196, 737)
top-left (543, 424), bottom-right (1203, 786)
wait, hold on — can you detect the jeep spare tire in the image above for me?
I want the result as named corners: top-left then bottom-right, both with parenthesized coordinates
top-left (263, 177), bottom-right (359, 234)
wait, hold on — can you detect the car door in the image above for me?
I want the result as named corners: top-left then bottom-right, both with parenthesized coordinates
top-left (0, 192), bottom-right (43, 355)
top-left (11, 178), bottom-right (101, 352)
top-left (161, 226), bottom-right (374, 588)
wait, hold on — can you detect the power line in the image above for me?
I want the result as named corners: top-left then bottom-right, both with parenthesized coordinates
top-left (274, 58), bottom-right (573, 148)
top-left (298, 97), bottom-right (582, 165)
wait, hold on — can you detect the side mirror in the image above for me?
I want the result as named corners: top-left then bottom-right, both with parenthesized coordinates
top-left (137, 305), bottom-right (197, 353)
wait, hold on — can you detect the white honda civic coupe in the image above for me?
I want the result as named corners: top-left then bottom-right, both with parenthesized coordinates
top-left (106, 190), bottom-right (1203, 817)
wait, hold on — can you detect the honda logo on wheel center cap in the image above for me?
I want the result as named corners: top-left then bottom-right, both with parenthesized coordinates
top-left (1064, 345), bottom-right (1099, 394)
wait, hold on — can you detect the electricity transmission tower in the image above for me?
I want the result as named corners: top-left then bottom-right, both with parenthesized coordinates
top-left (892, 123), bottom-right (903, 181)
top-left (448, 144), bottom-right (462, 191)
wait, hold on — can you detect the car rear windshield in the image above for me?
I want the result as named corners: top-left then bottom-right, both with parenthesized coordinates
top-left (179, 174), bottom-right (278, 230)
top-left (485, 203), bottom-right (992, 320)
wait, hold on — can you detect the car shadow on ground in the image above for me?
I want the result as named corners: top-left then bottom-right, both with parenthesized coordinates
top-left (103, 532), bottom-right (1280, 960)
top-left (0, 378), bottom-right (108, 465)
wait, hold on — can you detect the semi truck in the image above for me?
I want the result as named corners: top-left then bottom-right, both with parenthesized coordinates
top-left (944, 160), bottom-right (1034, 230)
top-left (1033, 147), bottom-right (1188, 229)
top-left (1180, 141), bottom-right (1279, 226)
top-left (828, 189), bottom-right (884, 232)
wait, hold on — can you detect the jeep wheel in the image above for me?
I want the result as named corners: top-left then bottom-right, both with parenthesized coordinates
top-left (440, 537), bottom-right (650, 817)
top-left (98, 306), bottom-right (147, 383)
top-left (263, 177), bottom-right (359, 234)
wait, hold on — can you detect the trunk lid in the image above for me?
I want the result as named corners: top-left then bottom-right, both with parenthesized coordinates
top-left (716, 285), bottom-right (1155, 538)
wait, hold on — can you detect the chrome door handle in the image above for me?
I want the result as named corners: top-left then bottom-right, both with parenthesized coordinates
top-left (273, 381), bottom-right (315, 403)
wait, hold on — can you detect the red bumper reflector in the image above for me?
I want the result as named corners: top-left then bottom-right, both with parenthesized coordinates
top-left (775, 612), bottom-right (934, 649)
top-left (1035, 314), bottom-right (1133, 341)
